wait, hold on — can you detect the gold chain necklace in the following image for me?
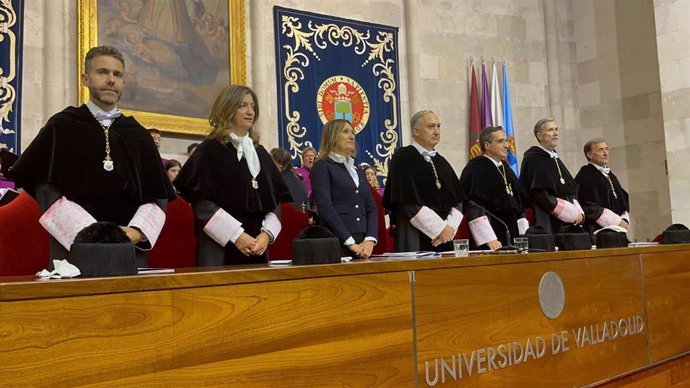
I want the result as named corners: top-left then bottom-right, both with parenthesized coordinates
top-left (604, 173), bottom-right (618, 199)
top-left (497, 164), bottom-right (514, 196)
top-left (554, 157), bottom-right (565, 184)
top-left (91, 113), bottom-right (115, 171)
top-left (426, 156), bottom-right (442, 189)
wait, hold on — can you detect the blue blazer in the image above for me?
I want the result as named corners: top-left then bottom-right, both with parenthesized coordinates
top-left (311, 158), bottom-right (378, 244)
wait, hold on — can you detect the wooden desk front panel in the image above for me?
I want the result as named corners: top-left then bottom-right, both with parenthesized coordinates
top-left (643, 248), bottom-right (690, 363)
top-left (0, 272), bottom-right (414, 387)
top-left (0, 290), bottom-right (176, 386)
top-left (413, 255), bottom-right (648, 387)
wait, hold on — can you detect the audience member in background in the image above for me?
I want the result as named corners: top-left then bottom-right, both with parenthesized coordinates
top-left (520, 118), bottom-right (584, 234)
top-left (575, 137), bottom-right (630, 240)
top-left (9, 45), bottom-right (175, 265)
top-left (148, 128), bottom-right (162, 149)
top-left (165, 159), bottom-right (182, 182)
top-left (174, 85), bottom-right (292, 266)
top-left (148, 127), bottom-right (167, 164)
top-left (0, 148), bottom-right (16, 190)
top-left (270, 147), bottom-right (308, 211)
top-left (311, 119), bottom-right (377, 259)
top-left (295, 146), bottom-right (316, 198)
top-left (186, 142), bottom-right (199, 158)
top-left (459, 126), bottom-right (530, 250)
top-left (383, 110), bottom-right (464, 252)
top-left (363, 164), bottom-right (384, 197)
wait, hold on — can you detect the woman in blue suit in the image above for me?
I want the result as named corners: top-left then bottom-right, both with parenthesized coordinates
top-left (311, 119), bottom-right (378, 259)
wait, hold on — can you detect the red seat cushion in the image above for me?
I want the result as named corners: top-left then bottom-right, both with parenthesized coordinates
top-left (0, 192), bottom-right (49, 276)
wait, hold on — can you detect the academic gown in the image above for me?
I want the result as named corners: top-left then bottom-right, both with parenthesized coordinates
top-left (382, 145), bottom-right (464, 252)
top-left (281, 170), bottom-right (308, 211)
top-left (174, 138), bottom-right (292, 266)
top-left (575, 163), bottom-right (630, 237)
top-left (459, 156), bottom-right (529, 249)
top-left (9, 105), bottom-right (176, 265)
top-left (519, 146), bottom-right (579, 234)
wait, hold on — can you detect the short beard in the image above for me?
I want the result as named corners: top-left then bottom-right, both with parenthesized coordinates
top-left (90, 86), bottom-right (120, 107)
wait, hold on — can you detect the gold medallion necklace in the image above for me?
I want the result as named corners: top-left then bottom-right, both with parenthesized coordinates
top-left (91, 113), bottom-right (115, 171)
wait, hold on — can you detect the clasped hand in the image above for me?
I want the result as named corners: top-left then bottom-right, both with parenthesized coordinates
top-left (348, 240), bottom-right (375, 259)
top-left (234, 231), bottom-right (271, 256)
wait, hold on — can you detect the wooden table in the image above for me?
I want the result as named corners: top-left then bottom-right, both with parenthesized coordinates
top-left (1, 244), bottom-right (689, 387)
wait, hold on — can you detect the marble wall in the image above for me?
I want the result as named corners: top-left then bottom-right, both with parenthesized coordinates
top-left (654, 0), bottom-right (690, 228)
top-left (18, 0), bottom-right (689, 240)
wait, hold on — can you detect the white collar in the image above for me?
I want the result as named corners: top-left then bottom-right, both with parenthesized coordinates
top-left (483, 154), bottom-right (503, 167)
top-left (412, 142), bottom-right (437, 159)
top-left (590, 162), bottom-right (611, 175)
top-left (328, 153), bottom-right (359, 186)
top-left (86, 100), bottom-right (121, 122)
top-left (538, 145), bottom-right (558, 159)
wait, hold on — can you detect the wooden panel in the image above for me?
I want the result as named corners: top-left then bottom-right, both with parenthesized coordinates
top-left (0, 272), bottom-right (414, 387)
top-left (414, 255), bottom-right (648, 387)
top-left (164, 272), bottom-right (414, 386)
top-left (600, 354), bottom-right (690, 387)
top-left (0, 291), bottom-right (175, 386)
top-left (643, 249), bottom-right (690, 362)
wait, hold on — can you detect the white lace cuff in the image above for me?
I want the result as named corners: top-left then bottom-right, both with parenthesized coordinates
top-left (39, 196), bottom-right (96, 250)
top-left (551, 198), bottom-right (580, 223)
top-left (469, 215), bottom-right (497, 246)
top-left (203, 208), bottom-right (243, 247)
top-left (596, 208), bottom-right (623, 228)
top-left (128, 203), bottom-right (166, 249)
top-left (410, 206), bottom-right (446, 239)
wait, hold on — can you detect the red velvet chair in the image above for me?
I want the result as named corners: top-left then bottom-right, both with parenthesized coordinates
top-left (268, 203), bottom-right (310, 260)
top-left (148, 196), bottom-right (197, 269)
top-left (0, 192), bottom-right (49, 276)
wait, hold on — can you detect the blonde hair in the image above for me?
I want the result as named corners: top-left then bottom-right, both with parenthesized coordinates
top-left (317, 119), bottom-right (355, 161)
top-left (208, 85), bottom-right (260, 145)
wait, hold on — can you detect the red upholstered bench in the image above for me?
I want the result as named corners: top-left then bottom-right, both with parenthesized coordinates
top-left (0, 192), bottom-right (49, 276)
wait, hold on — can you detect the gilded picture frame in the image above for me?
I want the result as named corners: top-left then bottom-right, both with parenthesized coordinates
top-left (78, 0), bottom-right (247, 136)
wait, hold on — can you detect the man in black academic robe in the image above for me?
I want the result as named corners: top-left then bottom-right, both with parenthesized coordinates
top-left (460, 127), bottom-right (530, 250)
top-left (575, 138), bottom-right (630, 239)
top-left (9, 46), bottom-right (175, 267)
top-left (383, 110), bottom-right (464, 252)
top-left (520, 118), bottom-right (584, 234)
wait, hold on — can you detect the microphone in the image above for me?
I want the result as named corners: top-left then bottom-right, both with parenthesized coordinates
top-left (467, 200), bottom-right (516, 251)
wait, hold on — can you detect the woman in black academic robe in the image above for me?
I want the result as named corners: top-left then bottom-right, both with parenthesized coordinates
top-left (174, 85), bottom-right (292, 265)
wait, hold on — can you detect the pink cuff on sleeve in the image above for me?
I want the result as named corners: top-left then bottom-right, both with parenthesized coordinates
top-left (445, 208), bottom-right (464, 232)
top-left (261, 212), bottom-right (282, 243)
top-left (410, 206), bottom-right (446, 239)
top-left (128, 203), bottom-right (166, 249)
top-left (39, 196), bottom-right (97, 250)
top-left (203, 208), bottom-right (243, 248)
top-left (551, 198), bottom-right (580, 223)
top-left (573, 199), bottom-right (584, 215)
top-left (596, 208), bottom-right (623, 227)
top-left (468, 215), bottom-right (498, 247)
top-left (517, 218), bottom-right (529, 235)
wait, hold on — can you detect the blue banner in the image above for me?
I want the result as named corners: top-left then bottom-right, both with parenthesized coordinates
top-left (0, 0), bottom-right (23, 153)
top-left (274, 6), bottom-right (401, 183)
